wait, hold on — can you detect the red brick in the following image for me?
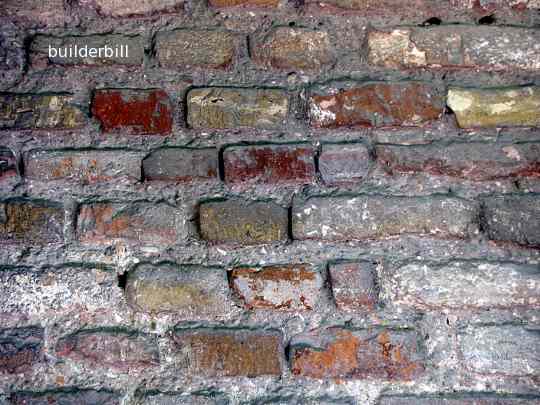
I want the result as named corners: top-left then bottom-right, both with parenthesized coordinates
top-left (208, 0), bottom-right (279, 8)
top-left (376, 142), bottom-right (540, 181)
top-left (309, 83), bottom-right (444, 128)
top-left (92, 89), bottom-right (172, 135)
top-left (0, 200), bottom-right (64, 244)
top-left (76, 202), bottom-right (186, 246)
top-left (229, 264), bottom-right (323, 310)
top-left (143, 148), bottom-right (218, 182)
top-left (55, 330), bottom-right (159, 371)
top-left (290, 328), bottom-right (424, 380)
top-left (0, 327), bottom-right (43, 374)
top-left (251, 28), bottom-right (334, 71)
top-left (171, 329), bottom-right (282, 377)
top-left (0, 147), bottom-right (17, 182)
top-left (223, 144), bottom-right (315, 184)
top-left (25, 150), bottom-right (142, 184)
top-left (328, 262), bottom-right (379, 311)
top-left (318, 143), bottom-right (371, 184)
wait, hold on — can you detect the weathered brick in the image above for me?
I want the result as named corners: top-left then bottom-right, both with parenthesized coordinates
top-left (9, 390), bottom-right (121, 405)
top-left (92, 89), bottom-right (173, 135)
top-left (223, 144), bottom-right (315, 184)
top-left (0, 266), bottom-right (121, 318)
top-left (0, 94), bottom-right (85, 130)
top-left (379, 395), bottom-right (540, 405)
top-left (155, 30), bottom-right (235, 70)
top-left (125, 263), bottom-right (232, 316)
top-left (1, 0), bottom-right (66, 26)
top-left (171, 329), bottom-right (282, 377)
top-left (481, 194), bottom-right (540, 246)
top-left (447, 86), bottom-right (540, 128)
top-left (0, 147), bottom-right (17, 182)
top-left (459, 325), bottom-right (540, 376)
top-left (229, 264), bottom-right (323, 310)
top-left (0, 31), bottom-right (25, 89)
top-left (309, 83), bottom-right (444, 128)
top-left (293, 196), bottom-right (478, 241)
top-left (0, 200), bottom-right (64, 244)
top-left (24, 150), bottom-right (142, 183)
top-left (76, 202), bottom-right (186, 245)
top-left (136, 392), bottom-right (218, 405)
top-left (251, 28), bottom-right (334, 71)
top-left (318, 143), bottom-right (370, 184)
top-left (30, 35), bottom-right (144, 67)
top-left (328, 262), bottom-right (379, 311)
top-left (376, 142), bottom-right (540, 181)
top-left (143, 148), bottom-right (217, 182)
top-left (92, 0), bottom-right (184, 17)
top-left (56, 330), bottom-right (159, 370)
top-left (0, 327), bottom-right (43, 375)
top-left (208, 0), bottom-right (279, 7)
top-left (290, 328), bottom-right (424, 380)
top-left (368, 26), bottom-right (540, 71)
top-left (199, 199), bottom-right (288, 245)
top-left (187, 88), bottom-right (288, 129)
top-left (387, 261), bottom-right (540, 310)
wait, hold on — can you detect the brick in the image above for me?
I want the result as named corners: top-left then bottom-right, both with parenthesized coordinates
top-left (0, 31), bottom-right (25, 89)
top-left (229, 264), bottom-right (323, 310)
top-left (125, 263), bottom-right (232, 316)
top-left (223, 144), bottom-right (315, 184)
top-left (379, 395), bottom-right (540, 405)
top-left (0, 200), bottom-right (64, 244)
top-left (30, 35), bottom-right (144, 67)
top-left (251, 28), bottom-right (334, 71)
top-left (447, 86), bottom-right (540, 128)
top-left (187, 88), bottom-right (288, 129)
top-left (9, 390), bottom-right (121, 405)
top-left (56, 330), bottom-right (159, 371)
top-left (155, 30), bottom-right (235, 70)
top-left (0, 147), bottom-right (17, 182)
top-left (328, 262), bottom-right (379, 311)
top-left (92, 89), bottom-right (172, 135)
top-left (481, 194), bottom-right (540, 246)
top-left (92, 0), bottom-right (183, 17)
top-left (24, 150), bottom-right (142, 183)
top-left (376, 142), bottom-right (540, 181)
top-left (318, 143), bottom-right (370, 184)
top-left (136, 393), bottom-right (218, 405)
top-left (208, 0), bottom-right (279, 7)
top-left (76, 202), bottom-right (186, 245)
top-left (388, 261), bottom-right (540, 310)
top-left (293, 196), bottom-right (478, 241)
top-left (1, 0), bottom-right (66, 26)
top-left (171, 329), bottom-right (282, 377)
top-left (0, 266), bottom-right (121, 318)
top-left (309, 83), bottom-right (444, 128)
top-left (199, 199), bottom-right (288, 245)
top-left (290, 328), bottom-right (424, 380)
top-left (0, 94), bottom-right (85, 130)
top-left (0, 327), bottom-right (43, 374)
top-left (368, 26), bottom-right (540, 71)
top-left (142, 148), bottom-right (217, 182)
top-left (459, 325), bottom-right (540, 376)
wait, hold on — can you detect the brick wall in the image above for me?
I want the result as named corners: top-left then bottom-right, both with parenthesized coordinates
top-left (0, 0), bottom-right (539, 403)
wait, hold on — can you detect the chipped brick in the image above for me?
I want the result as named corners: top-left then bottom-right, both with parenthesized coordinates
top-left (309, 83), bottom-right (444, 128)
top-left (0, 327), bottom-right (43, 374)
top-left (328, 262), bottom-right (379, 311)
top-left (230, 264), bottom-right (323, 310)
top-left (318, 143), bottom-right (371, 184)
